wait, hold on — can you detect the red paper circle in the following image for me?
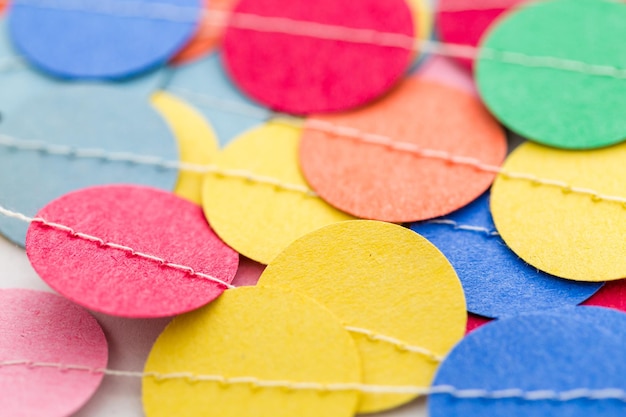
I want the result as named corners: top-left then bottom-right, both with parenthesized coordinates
top-left (26, 185), bottom-right (239, 318)
top-left (222, 0), bottom-right (415, 114)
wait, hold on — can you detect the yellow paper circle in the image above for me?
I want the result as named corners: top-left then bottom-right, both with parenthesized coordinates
top-left (202, 122), bottom-right (355, 264)
top-left (258, 220), bottom-right (466, 413)
top-left (151, 91), bottom-right (219, 204)
top-left (491, 142), bottom-right (626, 281)
top-left (143, 286), bottom-right (361, 417)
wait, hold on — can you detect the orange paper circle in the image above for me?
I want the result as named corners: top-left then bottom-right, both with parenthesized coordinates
top-left (299, 78), bottom-right (507, 222)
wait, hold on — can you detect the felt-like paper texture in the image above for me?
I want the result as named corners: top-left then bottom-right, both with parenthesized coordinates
top-left (0, 85), bottom-right (179, 246)
top-left (299, 77), bottom-right (507, 222)
top-left (9, 0), bottom-right (202, 79)
top-left (259, 220), bottom-right (466, 413)
top-left (165, 53), bottom-right (270, 146)
top-left (410, 192), bottom-right (602, 318)
top-left (222, 0), bottom-right (415, 114)
top-left (429, 307), bottom-right (626, 417)
top-left (0, 288), bottom-right (108, 417)
top-left (151, 91), bottom-right (219, 204)
top-left (25, 185), bottom-right (239, 318)
top-left (491, 141), bottom-right (626, 281)
top-left (582, 279), bottom-right (626, 313)
top-left (170, 0), bottom-right (238, 65)
top-left (476, 0), bottom-right (626, 149)
top-left (436, 0), bottom-right (526, 71)
top-left (202, 122), bottom-right (354, 264)
top-left (142, 286), bottom-right (361, 417)
top-left (0, 18), bottom-right (167, 118)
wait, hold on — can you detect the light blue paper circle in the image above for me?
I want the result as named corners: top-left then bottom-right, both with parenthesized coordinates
top-left (8, 0), bottom-right (202, 79)
top-left (410, 192), bottom-right (602, 318)
top-left (430, 307), bottom-right (626, 417)
top-left (165, 53), bottom-right (270, 147)
top-left (0, 85), bottom-right (179, 246)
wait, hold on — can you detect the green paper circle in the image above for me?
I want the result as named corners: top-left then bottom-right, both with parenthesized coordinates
top-left (476, 0), bottom-right (626, 150)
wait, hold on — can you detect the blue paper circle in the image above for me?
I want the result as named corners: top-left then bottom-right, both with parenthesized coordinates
top-left (429, 307), bottom-right (626, 417)
top-left (0, 18), bottom-right (167, 121)
top-left (409, 192), bottom-right (602, 318)
top-left (8, 0), bottom-right (202, 79)
top-left (165, 53), bottom-right (270, 147)
top-left (0, 85), bottom-right (179, 246)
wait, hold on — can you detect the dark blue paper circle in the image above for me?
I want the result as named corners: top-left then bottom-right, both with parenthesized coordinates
top-left (429, 307), bottom-right (626, 417)
top-left (410, 192), bottom-right (602, 318)
top-left (0, 85), bottom-right (179, 246)
top-left (8, 0), bottom-right (202, 79)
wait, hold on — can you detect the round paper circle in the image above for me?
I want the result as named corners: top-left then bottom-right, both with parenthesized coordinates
top-left (222, 0), bottom-right (415, 114)
top-left (436, 0), bottom-right (526, 71)
top-left (476, 0), bottom-right (626, 149)
top-left (26, 185), bottom-right (239, 318)
top-left (491, 141), bottom-right (626, 281)
top-left (202, 122), bottom-right (354, 264)
top-left (143, 286), bottom-right (361, 417)
top-left (9, 0), bottom-right (202, 79)
top-left (259, 220), bottom-right (466, 413)
top-left (151, 91), bottom-right (219, 204)
top-left (429, 307), bottom-right (626, 417)
top-left (465, 313), bottom-right (491, 334)
top-left (300, 77), bottom-right (507, 222)
top-left (0, 85), bottom-right (179, 246)
top-left (165, 53), bottom-right (271, 147)
top-left (410, 192), bottom-right (603, 318)
top-left (0, 288), bottom-right (108, 417)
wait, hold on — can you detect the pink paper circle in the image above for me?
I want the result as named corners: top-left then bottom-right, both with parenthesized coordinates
top-left (0, 288), bottom-right (108, 417)
top-left (26, 185), bottom-right (239, 318)
top-left (231, 256), bottom-right (266, 287)
top-left (436, 0), bottom-right (526, 71)
top-left (222, 0), bottom-right (415, 114)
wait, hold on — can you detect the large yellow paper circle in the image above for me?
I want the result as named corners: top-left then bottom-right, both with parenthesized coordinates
top-left (491, 142), bottom-right (626, 281)
top-left (142, 286), bottom-right (361, 417)
top-left (202, 122), bottom-right (354, 264)
top-left (259, 220), bottom-right (466, 413)
top-left (151, 91), bottom-right (218, 204)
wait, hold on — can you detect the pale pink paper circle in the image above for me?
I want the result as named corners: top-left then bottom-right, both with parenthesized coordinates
top-left (26, 185), bottom-right (239, 318)
top-left (0, 288), bottom-right (108, 417)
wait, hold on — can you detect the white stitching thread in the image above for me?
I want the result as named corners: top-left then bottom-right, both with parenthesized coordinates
top-left (344, 326), bottom-right (444, 362)
top-left (0, 203), bottom-right (235, 289)
top-left (3, 360), bottom-right (626, 401)
top-left (0, 134), bottom-right (318, 197)
top-left (421, 219), bottom-right (500, 237)
top-left (10, 0), bottom-right (626, 79)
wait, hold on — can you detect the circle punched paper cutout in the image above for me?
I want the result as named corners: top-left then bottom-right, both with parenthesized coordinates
top-left (0, 289), bottom-right (108, 417)
top-left (476, 0), bottom-right (626, 149)
top-left (491, 141), bottom-right (626, 282)
top-left (410, 192), bottom-right (603, 319)
top-left (26, 185), bottom-right (239, 318)
top-left (143, 286), bottom-right (361, 417)
top-left (9, 0), bottom-right (202, 79)
top-left (260, 220), bottom-right (466, 413)
top-left (429, 307), bottom-right (626, 417)
top-left (299, 77), bottom-right (507, 222)
top-left (202, 122), bottom-right (354, 265)
top-left (222, 0), bottom-right (415, 114)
